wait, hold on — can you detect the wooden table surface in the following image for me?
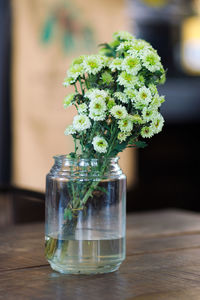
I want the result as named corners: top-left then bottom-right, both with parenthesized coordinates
top-left (1, 209), bottom-right (200, 300)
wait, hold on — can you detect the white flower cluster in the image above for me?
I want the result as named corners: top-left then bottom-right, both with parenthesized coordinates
top-left (63, 54), bottom-right (108, 86)
top-left (108, 37), bottom-right (163, 78)
top-left (63, 30), bottom-right (166, 155)
top-left (86, 89), bottom-right (108, 121)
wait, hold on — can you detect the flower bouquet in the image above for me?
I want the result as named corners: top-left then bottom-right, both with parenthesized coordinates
top-left (45, 31), bottom-right (166, 274)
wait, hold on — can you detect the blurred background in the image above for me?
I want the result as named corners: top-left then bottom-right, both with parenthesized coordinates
top-left (0, 0), bottom-right (200, 226)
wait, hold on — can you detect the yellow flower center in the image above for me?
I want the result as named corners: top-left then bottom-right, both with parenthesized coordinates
top-left (116, 111), bottom-right (122, 116)
top-left (79, 119), bottom-right (85, 124)
top-left (123, 120), bottom-right (128, 127)
top-left (94, 103), bottom-right (101, 109)
top-left (88, 61), bottom-right (98, 69)
top-left (127, 58), bottom-right (137, 68)
top-left (141, 92), bottom-right (147, 99)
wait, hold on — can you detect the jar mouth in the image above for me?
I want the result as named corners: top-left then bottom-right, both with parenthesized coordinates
top-left (53, 155), bottom-right (119, 165)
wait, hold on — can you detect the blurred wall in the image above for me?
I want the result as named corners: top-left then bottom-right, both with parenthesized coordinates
top-left (11, 0), bottom-right (136, 192)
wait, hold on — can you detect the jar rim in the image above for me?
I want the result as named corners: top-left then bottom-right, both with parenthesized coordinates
top-left (53, 155), bottom-right (119, 164)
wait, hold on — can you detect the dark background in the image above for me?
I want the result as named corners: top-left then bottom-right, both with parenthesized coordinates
top-left (0, 0), bottom-right (200, 224)
top-left (127, 0), bottom-right (200, 212)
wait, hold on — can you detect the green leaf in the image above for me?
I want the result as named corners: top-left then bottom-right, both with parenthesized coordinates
top-left (98, 43), bottom-right (112, 50)
top-left (67, 152), bottom-right (76, 159)
top-left (110, 142), bottom-right (127, 156)
top-left (134, 141), bottom-right (148, 148)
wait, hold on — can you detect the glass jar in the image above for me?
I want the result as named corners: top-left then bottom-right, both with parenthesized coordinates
top-left (45, 155), bottom-right (126, 274)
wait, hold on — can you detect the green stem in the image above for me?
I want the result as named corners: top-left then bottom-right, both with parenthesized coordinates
top-left (83, 75), bottom-right (89, 90)
top-left (45, 237), bottom-right (58, 260)
top-left (74, 138), bottom-right (77, 154)
top-left (60, 240), bottom-right (69, 261)
top-left (74, 83), bottom-right (78, 93)
top-left (78, 77), bottom-right (84, 95)
top-left (80, 125), bottom-right (118, 207)
top-left (74, 103), bottom-right (79, 111)
top-left (106, 125), bottom-right (118, 156)
top-left (80, 134), bottom-right (84, 153)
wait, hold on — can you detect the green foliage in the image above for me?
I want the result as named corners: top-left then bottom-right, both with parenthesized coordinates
top-left (133, 141), bottom-right (147, 148)
top-left (110, 142), bottom-right (127, 157)
top-left (64, 208), bottom-right (73, 221)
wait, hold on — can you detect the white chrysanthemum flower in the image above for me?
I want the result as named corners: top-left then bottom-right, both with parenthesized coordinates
top-left (140, 49), bottom-right (162, 72)
top-left (117, 71), bottom-right (139, 88)
top-left (78, 103), bottom-right (87, 114)
top-left (64, 125), bottom-right (76, 136)
top-left (149, 95), bottom-right (165, 109)
top-left (99, 55), bottom-right (110, 65)
top-left (67, 64), bottom-right (84, 81)
top-left (85, 88), bottom-right (108, 101)
top-left (71, 55), bottom-right (86, 66)
top-left (141, 126), bottom-right (154, 138)
top-left (133, 87), bottom-right (152, 110)
top-left (114, 92), bottom-right (129, 104)
top-left (109, 58), bottom-right (123, 72)
top-left (136, 87), bottom-right (152, 104)
top-left (91, 89), bottom-right (108, 99)
top-left (148, 83), bottom-right (158, 96)
top-left (63, 93), bottom-right (76, 109)
top-left (116, 41), bottom-right (135, 53)
top-left (142, 107), bottom-right (156, 122)
top-left (63, 77), bottom-right (75, 87)
top-left (89, 98), bottom-right (107, 115)
top-left (88, 92), bottom-right (107, 121)
top-left (83, 55), bottom-right (105, 75)
top-left (73, 115), bottom-right (91, 132)
top-left (122, 56), bottom-right (141, 75)
top-left (125, 88), bottom-right (137, 100)
top-left (89, 111), bottom-right (106, 121)
top-left (117, 131), bottom-right (131, 143)
top-left (92, 136), bottom-right (108, 153)
top-left (118, 118), bottom-right (133, 132)
top-left (110, 105), bottom-right (128, 119)
top-left (113, 31), bottom-right (135, 41)
top-left (151, 113), bottom-right (164, 134)
top-left (127, 39), bottom-right (151, 54)
top-left (84, 89), bottom-right (95, 99)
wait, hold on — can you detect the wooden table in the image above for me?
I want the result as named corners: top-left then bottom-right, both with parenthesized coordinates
top-left (1, 209), bottom-right (200, 300)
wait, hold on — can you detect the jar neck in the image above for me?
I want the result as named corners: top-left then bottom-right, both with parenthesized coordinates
top-left (50, 155), bottom-right (122, 178)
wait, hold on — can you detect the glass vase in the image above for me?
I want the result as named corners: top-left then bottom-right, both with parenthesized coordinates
top-left (45, 155), bottom-right (126, 274)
